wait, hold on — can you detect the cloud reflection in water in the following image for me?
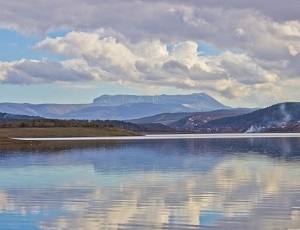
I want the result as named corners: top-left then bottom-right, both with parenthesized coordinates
top-left (0, 137), bottom-right (300, 229)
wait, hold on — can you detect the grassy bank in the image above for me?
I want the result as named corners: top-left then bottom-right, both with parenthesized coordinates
top-left (0, 126), bottom-right (140, 152)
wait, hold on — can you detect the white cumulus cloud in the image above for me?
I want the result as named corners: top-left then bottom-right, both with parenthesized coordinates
top-left (0, 0), bottom-right (299, 106)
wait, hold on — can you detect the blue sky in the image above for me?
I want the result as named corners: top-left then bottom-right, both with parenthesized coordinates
top-left (0, 0), bottom-right (299, 107)
top-left (0, 29), bottom-right (225, 104)
top-left (0, 29), bottom-right (142, 103)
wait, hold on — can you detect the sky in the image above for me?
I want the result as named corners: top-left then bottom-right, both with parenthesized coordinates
top-left (0, 0), bottom-right (299, 107)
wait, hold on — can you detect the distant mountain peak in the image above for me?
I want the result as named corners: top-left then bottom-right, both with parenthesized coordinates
top-left (93, 93), bottom-right (229, 111)
top-left (0, 93), bottom-right (230, 121)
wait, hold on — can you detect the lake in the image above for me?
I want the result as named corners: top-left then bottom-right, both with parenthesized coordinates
top-left (1, 136), bottom-right (300, 229)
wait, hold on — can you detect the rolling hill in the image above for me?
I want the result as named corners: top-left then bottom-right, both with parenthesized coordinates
top-left (0, 112), bottom-right (175, 133)
top-left (200, 102), bottom-right (300, 133)
top-left (0, 112), bottom-right (40, 123)
top-left (170, 108), bottom-right (256, 129)
top-left (127, 112), bottom-right (199, 125)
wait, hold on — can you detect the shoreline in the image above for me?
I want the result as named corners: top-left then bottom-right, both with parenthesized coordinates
top-left (14, 133), bottom-right (300, 141)
top-left (0, 127), bottom-right (140, 152)
top-left (1, 127), bottom-right (300, 152)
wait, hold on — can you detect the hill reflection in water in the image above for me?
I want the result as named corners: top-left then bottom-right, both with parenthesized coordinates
top-left (0, 137), bottom-right (300, 229)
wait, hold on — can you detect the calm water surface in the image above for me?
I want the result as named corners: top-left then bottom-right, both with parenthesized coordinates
top-left (1, 137), bottom-right (300, 229)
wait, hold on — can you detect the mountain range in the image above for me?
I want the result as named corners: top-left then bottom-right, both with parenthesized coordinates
top-left (1, 102), bottom-right (299, 133)
top-left (0, 93), bottom-right (229, 120)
